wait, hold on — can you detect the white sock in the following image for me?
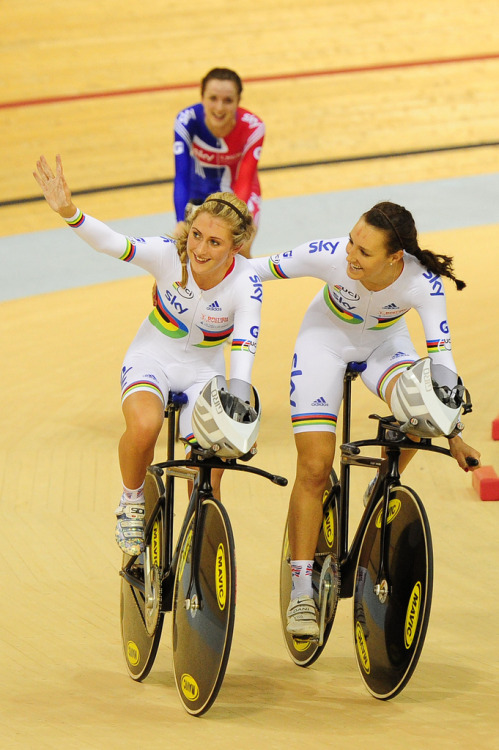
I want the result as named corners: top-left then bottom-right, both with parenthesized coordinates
top-left (290, 560), bottom-right (314, 600)
top-left (121, 481), bottom-right (145, 505)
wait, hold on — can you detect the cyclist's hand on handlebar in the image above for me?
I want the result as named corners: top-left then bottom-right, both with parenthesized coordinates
top-left (448, 434), bottom-right (481, 472)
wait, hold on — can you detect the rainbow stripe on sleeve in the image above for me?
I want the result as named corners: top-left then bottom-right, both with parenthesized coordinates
top-left (268, 258), bottom-right (290, 279)
top-left (426, 339), bottom-right (444, 353)
top-left (231, 338), bottom-right (252, 352)
top-left (119, 238), bottom-right (136, 262)
top-left (65, 210), bottom-right (85, 228)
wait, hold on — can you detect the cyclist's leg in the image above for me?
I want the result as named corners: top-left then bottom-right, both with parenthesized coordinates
top-left (286, 324), bottom-right (345, 636)
top-left (119, 391), bottom-right (165, 487)
top-left (117, 358), bottom-right (169, 554)
top-left (285, 432), bottom-right (335, 639)
top-left (288, 432), bottom-right (336, 561)
top-left (288, 315), bottom-right (346, 560)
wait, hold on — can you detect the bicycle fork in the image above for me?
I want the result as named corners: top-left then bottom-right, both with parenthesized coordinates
top-left (180, 466), bottom-right (214, 615)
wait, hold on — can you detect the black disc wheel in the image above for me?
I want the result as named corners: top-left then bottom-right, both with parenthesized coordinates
top-left (172, 498), bottom-right (236, 716)
top-left (279, 470), bottom-right (341, 667)
top-left (120, 467), bottom-right (166, 681)
top-left (353, 485), bottom-right (433, 699)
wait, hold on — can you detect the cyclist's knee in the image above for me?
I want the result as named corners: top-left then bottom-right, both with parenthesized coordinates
top-left (295, 432), bottom-right (335, 487)
top-left (123, 395), bottom-right (164, 448)
top-left (296, 451), bottom-right (332, 490)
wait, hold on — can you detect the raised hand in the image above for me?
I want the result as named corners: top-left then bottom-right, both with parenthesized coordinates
top-left (33, 154), bottom-right (76, 218)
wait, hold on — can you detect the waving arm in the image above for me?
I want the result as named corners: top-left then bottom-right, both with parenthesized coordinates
top-left (33, 154), bottom-right (77, 219)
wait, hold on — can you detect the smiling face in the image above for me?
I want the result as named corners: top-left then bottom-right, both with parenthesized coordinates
top-left (187, 211), bottom-right (238, 289)
top-left (346, 218), bottom-right (404, 290)
top-left (201, 78), bottom-right (240, 137)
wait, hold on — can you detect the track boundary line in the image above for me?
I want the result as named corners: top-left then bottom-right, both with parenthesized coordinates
top-left (3, 140), bottom-right (498, 208)
top-left (2, 52), bottom-right (499, 111)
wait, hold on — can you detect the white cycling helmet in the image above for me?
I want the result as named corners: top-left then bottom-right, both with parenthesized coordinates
top-left (192, 376), bottom-right (261, 458)
top-left (390, 358), bottom-right (466, 438)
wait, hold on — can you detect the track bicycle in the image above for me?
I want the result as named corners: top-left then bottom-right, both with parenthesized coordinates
top-left (280, 361), bottom-right (477, 699)
top-left (120, 392), bottom-right (287, 716)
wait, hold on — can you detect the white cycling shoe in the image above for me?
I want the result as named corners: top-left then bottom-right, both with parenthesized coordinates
top-left (115, 501), bottom-right (145, 556)
top-left (286, 595), bottom-right (319, 638)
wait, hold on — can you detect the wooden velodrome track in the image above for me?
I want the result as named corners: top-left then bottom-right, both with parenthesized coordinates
top-left (1, 1), bottom-right (498, 747)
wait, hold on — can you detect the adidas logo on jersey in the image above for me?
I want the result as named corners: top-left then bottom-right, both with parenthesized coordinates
top-left (382, 302), bottom-right (399, 309)
top-left (207, 300), bottom-right (221, 311)
top-left (390, 351), bottom-right (408, 360)
top-left (311, 396), bottom-right (328, 407)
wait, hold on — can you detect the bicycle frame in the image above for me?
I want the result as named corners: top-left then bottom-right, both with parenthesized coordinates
top-left (120, 394), bottom-right (287, 610)
top-left (334, 364), bottom-right (452, 599)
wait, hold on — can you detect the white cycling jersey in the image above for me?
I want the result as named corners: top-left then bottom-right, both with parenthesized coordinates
top-left (250, 238), bottom-right (457, 433)
top-left (65, 210), bottom-right (263, 438)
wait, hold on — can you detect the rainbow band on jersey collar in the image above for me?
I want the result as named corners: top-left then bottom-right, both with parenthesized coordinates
top-left (203, 198), bottom-right (247, 226)
top-left (374, 208), bottom-right (404, 250)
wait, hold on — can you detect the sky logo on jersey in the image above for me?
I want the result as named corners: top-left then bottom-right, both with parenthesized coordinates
top-left (323, 285), bottom-right (363, 324)
top-left (148, 296), bottom-right (189, 338)
top-left (368, 310), bottom-right (406, 330)
top-left (250, 275), bottom-right (263, 302)
top-left (195, 324), bottom-right (234, 347)
top-left (308, 240), bottom-right (339, 254)
top-left (119, 238), bottom-right (136, 263)
top-left (422, 270), bottom-right (445, 296)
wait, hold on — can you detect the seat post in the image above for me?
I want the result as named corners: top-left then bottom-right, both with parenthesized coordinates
top-left (339, 362), bottom-right (366, 563)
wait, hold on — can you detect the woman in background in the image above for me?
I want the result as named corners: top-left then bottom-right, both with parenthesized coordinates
top-left (173, 67), bottom-right (265, 257)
